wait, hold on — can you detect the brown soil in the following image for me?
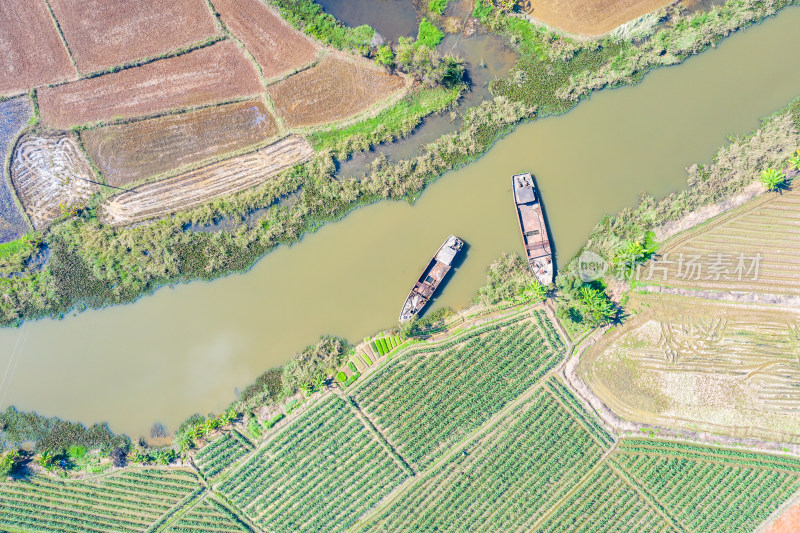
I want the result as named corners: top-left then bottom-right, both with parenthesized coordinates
top-left (269, 54), bottom-right (406, 128)
top-left (81, 100), bottom-right (278, 187)
top-left (212, 0), bottom-right (319, 80)
top-left (37, 41), bottom-right (263, 129)
top-left (99, 135), bottom-right (313, 226)
top-left (10, 133), bottom-right (98, 229)
top-left (765, 501), bottom-right (800, 533)
top-left (518, 0), bottom-right (672, 35)
top-left (0, 0), bottom-right (75, 95)
top-left (47, 0), bottom-right (218, 73)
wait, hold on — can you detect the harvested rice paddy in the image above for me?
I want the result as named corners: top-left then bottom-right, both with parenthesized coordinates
top-left (0, 97), bottom-right (33, 242)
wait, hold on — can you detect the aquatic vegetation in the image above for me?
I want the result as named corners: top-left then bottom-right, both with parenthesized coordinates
top-left (416, 18), bottom-right (444, 49)
top-left (272, 0), bottom-right (375, 55)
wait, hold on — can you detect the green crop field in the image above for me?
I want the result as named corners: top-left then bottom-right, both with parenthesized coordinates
top-left (0, 468), bottom-right (202, 532)
top-left (193, 430), bottom-right (254, 480)
top-left (165, 496), bottom-right (250, 532)
top-left (351, 314), bottom-right (565, 469)
top-left (216, 395), bottom-right (409, 533)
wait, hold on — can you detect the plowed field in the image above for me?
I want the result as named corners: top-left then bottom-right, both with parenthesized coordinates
top-left (0, 0), bottom-right (75, 95)
top-left (100, 136), bottom-right (313, 226)
top-left (268, 55), bottom-right (406, 128)
top-left (518, 0), bottom-right (672, 35)
top-left (10, 134), bottom-right (99, 229)
top-left (0, 97), bottom-right (33, 241)
top-left (48, 0), bottom-right (218, 73)
top-left (37, 41), bottom-right (263, 128)
top-left (213, 0), bottom-right (318, 80)
top-left (82, 100), bottom-right (278, 187)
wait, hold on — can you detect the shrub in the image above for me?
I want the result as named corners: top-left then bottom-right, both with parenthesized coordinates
top-left (247, 418), bottom-right (261, 438)
top-left (347, 361), bottom-right (358, 373)
top-left (264, 413), bottom-right (285, 430)
top-left (429, 0), bottom-right (449, 15)
top-left (335, 371), bottom-right (347, 383)
top-left (417, 18), bottom-right (444, 49)
top-left (761, 168), bottom-right (786, 191)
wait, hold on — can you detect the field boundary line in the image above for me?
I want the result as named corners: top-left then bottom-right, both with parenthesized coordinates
top-left (542, 379), bottom-right (613, 451)
top-left (348, 375), bottom-right (554, 532)
top-left (152, 490), bottom-right (208, 533)
top-left (41, 0), bottom-right (79, 76)
top-left (146, 485), bottom-right (205, 533)
top-left (606, 457), bottom-right (688, 532)
top-left (207, 491), bottom-right (264, 533)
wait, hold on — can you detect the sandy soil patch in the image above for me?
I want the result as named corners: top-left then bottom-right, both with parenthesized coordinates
top-left (0, 0), bottom-right (75, 95)
top-left (765, 501), bottom-right (800, 533)
top-left (99, 136), bottom-right (313, 226)
top-left (212, 0), bottom-right (318, 80)
top-left (518, 0), bottom-right (673, 35)
top-left (10, 133), bottom-right (98, 229)
top-left (268, 54), bottom-right (406, 128)
top-left (48, 0), bottom-right (218, 73)
top-left (37, 41), bottom-right (263, 129)
top-left (82, 100), bottom-right (278, 187)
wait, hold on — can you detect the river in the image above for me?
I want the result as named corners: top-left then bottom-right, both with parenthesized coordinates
top-left (1, 7), bottom-right (799, 437)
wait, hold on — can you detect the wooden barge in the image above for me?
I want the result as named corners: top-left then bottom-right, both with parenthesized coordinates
top-left (399, 235), bottom-right (464, 323)
top-left (512, 173), bottom-right (553, 285)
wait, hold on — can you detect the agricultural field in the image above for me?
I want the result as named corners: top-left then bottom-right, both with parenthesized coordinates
top-left (579, 293), bottom-right (800, 443)
top-left (351, 311), bottom-right (565, 469)
top-left (37, 41), bottom-right (263, 129)
top-left (0, 97), bottom-right (33, 242)
top-left (268, 55), bottom-right (406, 128)
top-left (99, 135), bottom-right (312, 226)
top-left (517, 0), bottom-right (672, 35)
top-left (47, 0), bottom-right (218, 73)
top-left (165, 496), bottom-right (250, 532)
top-left (217, 394), bottom-right (409, 533)
top-left (0, 0), bottom-right (75, 95)
top-left (10, 133), bottom-right (99, 230)
top-left (643, 187), bottom-right (800, 298)
top-left (0, 468), bottom-right (203, 532)
top-left (193, 430), bottom-right (253, 480)
top-left (81, 100), bottom-right (279, 187)
top-left (212, 0), bottom-right (319, 80)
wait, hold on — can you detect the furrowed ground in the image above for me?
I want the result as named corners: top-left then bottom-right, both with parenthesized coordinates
top-left (81, 100), bottom-right (279, 187)
top-left (0, 97), bottom-right (33, 242)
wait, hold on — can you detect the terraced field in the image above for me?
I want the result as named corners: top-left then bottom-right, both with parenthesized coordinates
top-left (0, 468), bottom-right (202, 532)
top-left (10, 133), bottom-right (99, 230)
top-left (82, 100), bottom-right (278, 187)
top-left (212, 0), bottom-right (318, 80)
top-left (37, 41), bottom-right (263, 129)
top-left (645, 187), bottom-right (800, 298)
top-left (99, 135), bottom-right (312, 226)
top-left (0, 97), bottom-right (33, 242)
top-left (268, 55), bottom-right (406, 128)
top-left (351, 311), bottom-right (565, 470)
top-left (47, 0), bottom-right (218, 73)
top-left (217, 394), bottom-right (409, 533)
top-left (579, 293), bottom-right (800, 443)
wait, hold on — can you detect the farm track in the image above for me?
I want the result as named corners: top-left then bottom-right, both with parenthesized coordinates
top-left (46, 0), bottom-right (218, 73)
top-left (38, 41), bottom-right (263, 128)
top-left (99, 135), bottom-right (312, 226)
top-left (82, 100), bottom-right (279, 187)
top-left (10, 133), bottom-right (98, 230)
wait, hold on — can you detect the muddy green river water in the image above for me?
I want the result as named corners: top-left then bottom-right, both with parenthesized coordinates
top-left (1, 8), bottom-right (799, 437)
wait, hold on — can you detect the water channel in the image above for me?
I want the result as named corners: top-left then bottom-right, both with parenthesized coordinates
top-left (1, 7), bottom-right (799, 437)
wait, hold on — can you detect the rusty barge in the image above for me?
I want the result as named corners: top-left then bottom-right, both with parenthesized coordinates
top-left (513, 173), bottom-right (553, 285)
top-left (399, 235), bottom-right (464, 323)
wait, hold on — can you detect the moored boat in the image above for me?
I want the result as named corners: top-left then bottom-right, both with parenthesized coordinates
top-left (512, 173), bottom-right (553, 285)
top-left (399, 235), bottom-right (464, 322)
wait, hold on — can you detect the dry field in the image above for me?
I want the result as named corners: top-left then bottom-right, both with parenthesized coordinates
top-left (212, 0), bottom-right (318, 80)
top-left (0, 97), bottom-right (33, 242)
top-left (766, 501), bottom-right (800, 533)
top-left (37, 41), bottom-right (263, 129)
top-left (0, 0), bottom-right (75, 95)
top-left (579, 293), bottom-right (800, 443)
top-left (643, 188), bottom-right (800, 298)
top-left (47, 0), bottom-right (218, 73)
top-left (99, 135), bottom-right (312, 226)
top-left (268, 54), bottom-right (406, 128)
top-left (517, 0), bottom-right (671, 35)
top-left (10, 133), bottom-right (99, 229)
top-left (82, 100), bottom-right (278, 187)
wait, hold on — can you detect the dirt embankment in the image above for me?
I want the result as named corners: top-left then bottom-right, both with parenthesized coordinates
top-left (518, 0), bottom-right (675, 36)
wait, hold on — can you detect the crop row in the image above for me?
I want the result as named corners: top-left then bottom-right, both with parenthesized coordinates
top-left (533, 309), bottom-right (564, 351)
top-left (538, 465), bottom-right (673, 532)
top-left (352, 321), bottom-right (562, 469)
top-left (544, 377), bottom-right (614, 449)
top-left (361, 388), bottom-right (606, 531)
top-left (612, 446), bottom-right (800, 531)
top-left (166, 497), bottom-right (250, 532)
top-left (371, 335), bottom-right (401, 357)
top-left (194, 431), bottom-right (254, 479)
top-left (218, 395), bottom-right (407, 533)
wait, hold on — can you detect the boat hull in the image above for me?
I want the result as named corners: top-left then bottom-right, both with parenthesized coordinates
top-left (512, 173), bottom-right (553, 286)
top-left (399, 235), bottom-right (464, 322)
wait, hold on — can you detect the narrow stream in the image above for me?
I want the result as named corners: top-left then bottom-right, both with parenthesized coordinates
top-left (1, 7), bottom-right (798, 437)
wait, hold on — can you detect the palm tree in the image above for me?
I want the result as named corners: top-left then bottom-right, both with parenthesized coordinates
top-left (313, 375), bottom-right (325, 392)
top-left (299, 382), bottom-right (312, 397)
top-left (761, 168), bottom-right (786, 191)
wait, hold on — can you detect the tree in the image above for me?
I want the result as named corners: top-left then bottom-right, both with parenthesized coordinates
top-left (110, 446), bottom-right (127, 468)
top-left (789, 149), bottom-right (800, 172)
top-left (521, 281), bottom-right (547, 302)
top-left (760, 168), bottom-right (785, 191)
top-left (0, 450), bottom-right (21, 478)
top-left (577, 286), bottom-right (616, 325)
top-left (375, 44), bottom-right (395, 69)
